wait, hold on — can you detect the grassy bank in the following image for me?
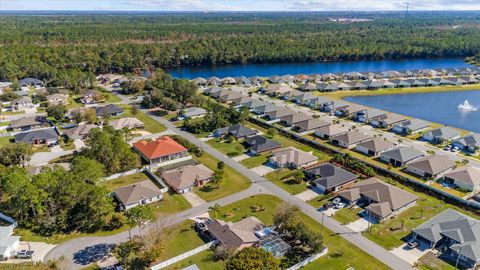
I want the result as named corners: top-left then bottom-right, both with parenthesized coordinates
top-left (317, 84), bottom-right (480, 100)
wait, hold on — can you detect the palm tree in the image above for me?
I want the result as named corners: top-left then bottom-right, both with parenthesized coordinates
top-left (209, 203), bottom-right (221, 218)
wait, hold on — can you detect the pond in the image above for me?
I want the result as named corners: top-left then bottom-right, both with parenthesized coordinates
top-left (344, 90), bottom-right (480, 133)
top-left (167, 57), bottom-right (471, 79)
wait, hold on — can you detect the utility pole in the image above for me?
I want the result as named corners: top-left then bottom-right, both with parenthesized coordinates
top-left (405, 1), bottom-right (410, 19)
top-left (320, 211), bottom-right (325, 235)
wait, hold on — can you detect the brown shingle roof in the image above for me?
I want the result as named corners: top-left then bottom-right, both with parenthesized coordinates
top-left (161, 164), bottom-right (213, 191)
top-left (113, 180), bottom-right (163, 206)
top-left (408, 155), bottom-right (455, 175)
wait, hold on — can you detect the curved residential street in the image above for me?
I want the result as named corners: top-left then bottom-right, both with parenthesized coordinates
top-left (44, 95), bottom-right (414, 270)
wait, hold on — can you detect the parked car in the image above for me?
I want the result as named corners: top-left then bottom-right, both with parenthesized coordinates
top-left (444, 145), bottom-right (452, 151)
top-left (451, 146), bottom-right (460, 152)
top-left (16, 250), bottom-right (35, 259)
top-left (334, 202), bottom-right (346, 209)
top-left (407, 240), bottom-right (419, 249)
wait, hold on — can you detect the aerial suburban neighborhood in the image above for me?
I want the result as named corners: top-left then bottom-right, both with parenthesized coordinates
top-left (1, 4), bottom-right (480, 270)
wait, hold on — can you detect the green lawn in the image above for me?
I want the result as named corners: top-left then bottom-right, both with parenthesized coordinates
top-left (157, 220), bottom-right (207, 262)
top-left (240, 152), bottom-right (270, 168)
top-left (333, 207), bottom-right (362, 225)
top-left (147, 192), bottom-right (191, 217)
top-left (211, 195), bottom-right (390, 270)
top-left (162, 250), bottom-right (225, 270)
top-left (418, 253), bottom-right (457, 270)
top-left (264, 169), bottom-right (308, 195)
top-left (206, 138), bottom-right (246, 157)
top-left (307, 195), bottom-right (332, 209)
top-left (0, 121), bottom-right (10, 127)
top-left (193, 152), bottom-right (251, 201)
top-left (100, 172), bottom-right (147, 190)
top-left (0, 136), bottom-right (13, 147)
top-left (362, 177), bottom-right (480, 250)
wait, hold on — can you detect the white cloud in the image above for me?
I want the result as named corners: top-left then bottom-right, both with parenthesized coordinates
top-left (119, 0), bottom-right (243, 11)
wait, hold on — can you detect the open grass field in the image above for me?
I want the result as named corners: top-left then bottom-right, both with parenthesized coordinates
top-left (100, 172), bottom-right (147, 190)
top-left (193, 152), bottom-right (251, 201)
top-left (264, 169), bottom-right (309, 195)
top-left (206, 138), bottom-right (246, 157)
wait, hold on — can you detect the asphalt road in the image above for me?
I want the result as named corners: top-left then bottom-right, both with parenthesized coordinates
top-left (45, 93), bottom-right (413, 270)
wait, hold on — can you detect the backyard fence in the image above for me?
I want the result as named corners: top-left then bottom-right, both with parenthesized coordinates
top-left (102, 168), bottom-right (142, 181)
top-left (150, 241), bottom-right (217, 270)
top-left (249, 117), bottom-right (480, 213)
top-left (286, 248), bottom-right (328, 270)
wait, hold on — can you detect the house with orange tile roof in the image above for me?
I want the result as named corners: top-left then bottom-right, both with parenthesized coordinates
top-left (133, 136), bottom-right (191, 165)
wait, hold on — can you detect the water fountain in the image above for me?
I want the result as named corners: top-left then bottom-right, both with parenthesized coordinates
top-left (458, 100), bottom-right (478, 112)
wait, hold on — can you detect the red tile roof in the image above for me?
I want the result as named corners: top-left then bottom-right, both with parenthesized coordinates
top-left (133, 136), bottom-right (187, 160)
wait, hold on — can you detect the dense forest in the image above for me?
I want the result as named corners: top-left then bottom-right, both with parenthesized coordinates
top-left (1, 12), bottom-right (480, 85)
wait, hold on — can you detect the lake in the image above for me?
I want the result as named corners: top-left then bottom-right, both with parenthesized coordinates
top-left (168, 57), bottom-right (470, 79)
top-left (344, 90), bottom-right (480, 133)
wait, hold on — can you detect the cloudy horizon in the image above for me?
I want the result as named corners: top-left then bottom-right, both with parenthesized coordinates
top-left (1, 0), bottom-right (480, 11)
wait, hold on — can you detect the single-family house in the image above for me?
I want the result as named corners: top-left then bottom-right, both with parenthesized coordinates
top-left (63, 124), bottom-right (97, 140)
top-left (269, 147), bottom-right (318, 169)
top-left (47, 94), bottom-right (68, 105)
top-left (331, 131), bottom-right (372, 149)
top-left (338, 177), bottom-right (418, 222)
top-left (231, 96), bottom-right (253, 107)
top-left (192, 77), bottom-right (207, 86)
top-left (203, 86), bottom-right (222, 96)
top-left (322, 100), bottom-right (349, 113)
top-left (207, 76), bottom-right (221, 86)
top-left (161, 164), bottom-right (214, 193)
top-left (380, 146), bottom-right (425, 167)
top-left (356, 138), bottom-right (396, 157)
top-left (109, 117), bottom-right (144, 130)
top-left (213, 124), bottom-right (258, 139)
top-left (406, 155), bottom-right (455, 179)
top-left (0, 213), bottom-right (20, 260)
top-left (264, 108), bottom-right (294, 122)
top-left (251, 103), bottom-right (277, 115)
top-left (370, 113), bottom-right (406, 128)
top-left (292, 93), bottom-right (316, 104)
top-left (262, 84), bottom-right (292, 96)
top-left (8, 116), bottom-right (49, 131)
top-left (422, 127), bottom-right (461, 144)
top-left (279, 112), bottom-right (312, 127)
top-left (113, 179), bottom-right (166, 210)
top-left (314, 124), bottom-right (349, 140)
top-left (180, 107), bottom-right (207, 119)
top-left (80, 90), bottom-right (102, 104)
top-left (452, 133), bottom-right (480, 153)
top-left (305, 163), bottom-right (358, 194)
top-left (443, 166), bottom-right (480, 192)
top-left (244, 135), bottom-right (281, 155)
top-left (10, 96), bottom-right (35, 111)
top-left (221, 77), bottom-right (237, 85)
top-left (392, 119), bottom-right (430, 135)
top-left (293, 118), bottom-right (331, 134)
top-left (281, 90), bottom-right (303, 101)
top-left (14, 128), bottom-right (59, 146)
top-left (19, 77), bottom-right (43, 87)
top-left (305, 96), bottom-right (332, 110)
top-left (94, 104), bottom-right (124, 118)
top-left (298, 83), bottom-right (317, 92)
top-left (335, 103), bottom-right (367, 117)
top-left (206, 216), bottom-right (264, 251)
top-left (219, 91), bottom-right (243, 104)
top-left (133, 136), bottom-right (190, 165)
top-left (412, 209), bottom-right (480, 268)
top-left (355, 108), bottom-right (387, 123)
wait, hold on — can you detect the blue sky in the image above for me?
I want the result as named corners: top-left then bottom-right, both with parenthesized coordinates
top-left (2, 0), bottom-right (480, 11)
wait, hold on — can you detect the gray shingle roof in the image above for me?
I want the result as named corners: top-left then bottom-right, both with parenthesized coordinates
top-left (94, 104), bottom-right (124, 117)
top-left (332, 131), bottom-right (371, 145)
top-left (14, 128), bottom-right (59, 143)
top-left (381, 147), bottom-right (424, 163)
top-left (423, 127), bottom-right (461, 141)
top-left (356, 138), bottom-right (395, 153)
top-left (215, 124), bottom-right (257, 138)
top-left (453, 133), bottom-right (480, 148)
top-left (244, 135), bottom-right (281, 153)
top-left (306, 163), bottom-right (358, 189)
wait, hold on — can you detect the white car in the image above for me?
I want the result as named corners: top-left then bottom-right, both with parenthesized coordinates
top-left (334, 202), bottom-right (346, 209)
top-left (451, 147), bottom-right (460, 152)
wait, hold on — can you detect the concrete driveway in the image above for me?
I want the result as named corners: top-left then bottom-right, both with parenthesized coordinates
top-left (296, 188), bottom-right (321, 201)
top-left (0, 242), bottom-right (56, 263)
top-left (29, 150), bottom-right (74, 166)
top-left (232, 154), bottom-right (249, 162)
top-left (346, 217), bottom-right (369, 232)
top-left (391, 242), bottom-right (431, 265)
top-left (251, 165), bottom-right (276, 176)
top-left (73, 139), bottom-right (85, 150)
top-left (182, 192), bottom-right (206, 207)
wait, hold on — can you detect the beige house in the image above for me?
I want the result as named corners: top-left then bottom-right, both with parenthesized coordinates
top-left (113, 179), bottom-right (166, 210)
top-left (443, 166), bottom-right (480, 191)
top-left (109, 117), bottom-right (144, 130)
top-left (10, 97), bottom-right (35, 112)
top-left (269, 147), bottom-right (318, 169)
top-left (47, 94), bottom-right (68, 105)
top-left (161, 164), bottom-right (214, 193)
top-left (206, 216), bottom-right (264, 251)
top-left (406, 155), bottom-right (455, 179)
top-left (314, 124), bottom-right (349, 139)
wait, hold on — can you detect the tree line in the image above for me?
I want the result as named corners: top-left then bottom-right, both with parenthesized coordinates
top-left (1, 12), bottom-right (480, 86)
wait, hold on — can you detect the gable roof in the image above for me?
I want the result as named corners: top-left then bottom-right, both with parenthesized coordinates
top-left (408, 155), bottom-right (455, 175)
top-left (332, 131), bottom-right (371, 145)
top-left (270, 147), bottom-right (318, 166)
top-left (315, 124), bottom-right (349, 136)
top-left (338, 177), bottom-right (418, 218)
top-left (444, 166), bottom-right (480, 187)
top-left (244, 135), bottom-right (281, 153)
top-left (376, 113), bottom-right (406, 125)
top-left (113, 180), bottom-right (163, 206)
top-left (215, 124), bottom-right (257, 138)
top-left (161, 164), bottom-right (213, 191)
top-left (265, 108), bottom-right (294, 119)
top-left (413, 209), bottom-right (480, 263)
top-left (133, 136), bottom-right (187, 160)
top-left (357, 138), bottom-right (395, 153)
top-left (14, 128), bottom-right (59, 143)
top-left (453, 133), bottom-right (480, 148)
top-left (279, 112), bottom-right (312, 124)
top-left (306, 163), bottom-right (358, 189)
top-left (396, 119), bottom-right (430, 131)
top-left (424, 127), bottom-right (461, 140)
top-left (381, 147), bottom-right (424, 163)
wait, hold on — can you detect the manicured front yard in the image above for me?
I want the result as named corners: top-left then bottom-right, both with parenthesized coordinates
top-left (0, 136), bottom-right (13, 147)
top-left (264, 169), bottom-right (309, 195)
top-left (148, 192), bottom-right (191, 216)
top-left (240, 152), bottom-right (270, 168)
top-left (193, 152), bottom-right (251, 201)
top-left (206, 138), bottom-right (245, 157)
top-left (333, 207), bottom-right (362, 224)
top-left (117, 104), bottom-right (167, 133)
top-left (157, 220), bottom-right (207, 262)
top-left (162, 250), bottom-right (225, 270)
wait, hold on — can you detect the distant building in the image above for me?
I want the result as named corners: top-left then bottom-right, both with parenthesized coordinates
top-left (47, 94), bottom-right (68, 105)
top-left (10, 96), bottom-right (35, 112)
